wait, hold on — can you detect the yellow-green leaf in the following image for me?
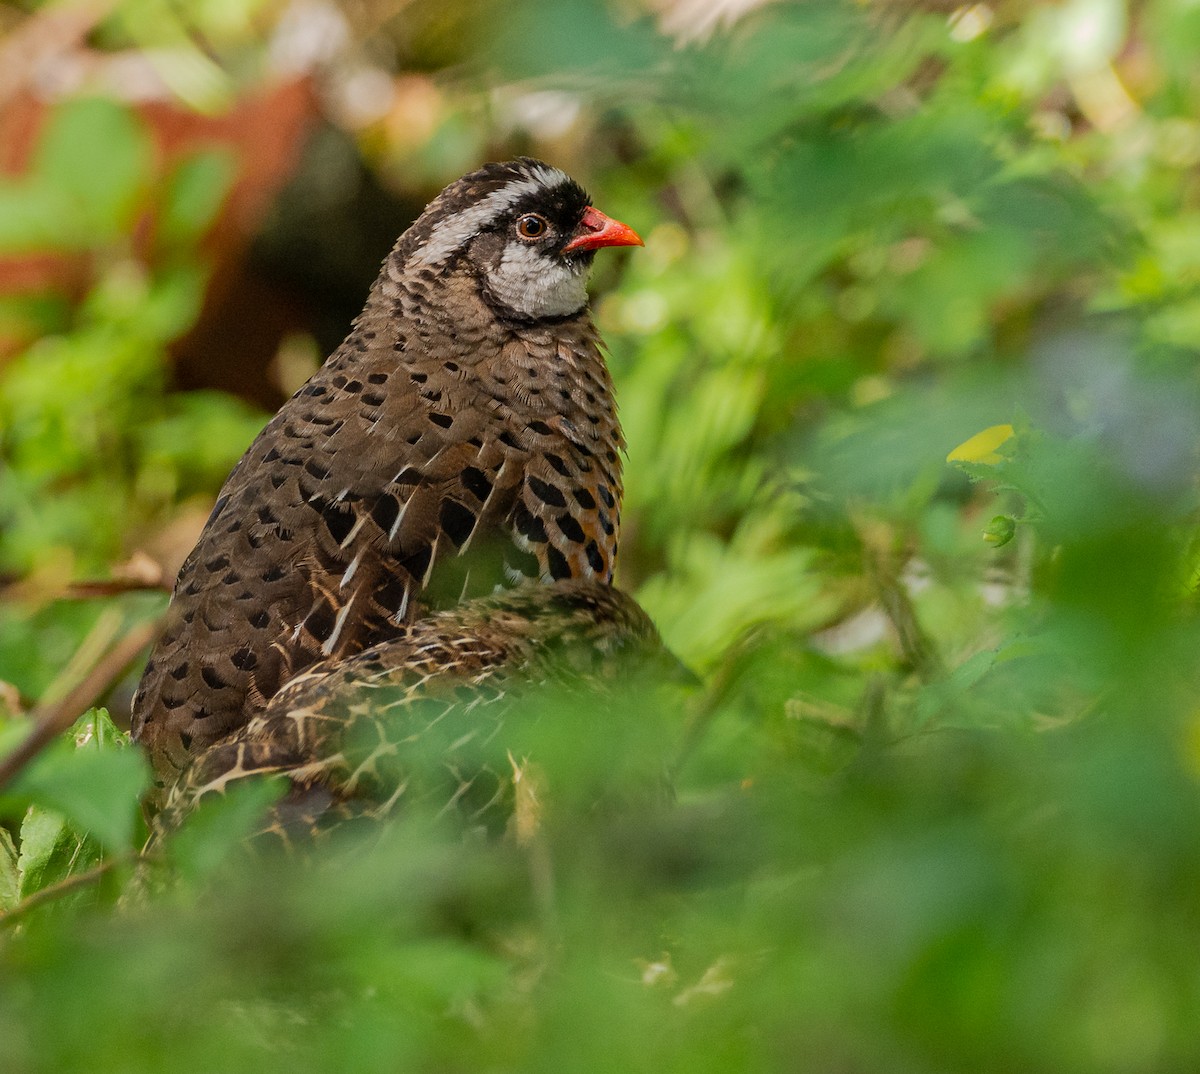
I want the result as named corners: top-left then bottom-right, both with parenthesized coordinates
top-left (947, 424), bottom-right (1015, 465)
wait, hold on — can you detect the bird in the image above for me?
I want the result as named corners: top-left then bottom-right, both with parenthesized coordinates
top-left (131, 159), bottom-right (644, 805)
top-left (151, 580), bottom-right (679, 845)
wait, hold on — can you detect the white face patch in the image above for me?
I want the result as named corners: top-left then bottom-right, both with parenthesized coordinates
top-left (484, 242), bottom-right (590, 318)
top-left (410, 163), bottom-right (573, 269)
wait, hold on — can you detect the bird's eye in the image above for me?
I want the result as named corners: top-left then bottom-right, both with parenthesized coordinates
top-left (516, 214), bottom-right (549, 240)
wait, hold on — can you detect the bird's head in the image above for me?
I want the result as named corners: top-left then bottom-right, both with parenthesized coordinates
top-left (400, 158), bottom-right (643, 320)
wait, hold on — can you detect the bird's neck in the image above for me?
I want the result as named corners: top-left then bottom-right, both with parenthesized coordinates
top-left (344, 268), bottom-right (621, 431)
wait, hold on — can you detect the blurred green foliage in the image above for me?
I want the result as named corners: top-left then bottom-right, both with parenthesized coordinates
top-left (0, 94), bottom-right (262, 695)
top-left (4, 0), bottom-right (1200, 1070)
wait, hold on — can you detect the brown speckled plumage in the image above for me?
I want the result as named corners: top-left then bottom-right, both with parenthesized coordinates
top-left (153, 581), bottom-right (671, 841)
top-left (132, 159), bottom-right (637, 802)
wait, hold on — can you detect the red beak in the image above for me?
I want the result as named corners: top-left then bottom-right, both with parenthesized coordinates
top-left (562, 206), bottom-right (644, 254)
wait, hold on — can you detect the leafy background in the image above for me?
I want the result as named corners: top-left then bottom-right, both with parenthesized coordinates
top-left (4, 0), bottom-right (1200, 1068)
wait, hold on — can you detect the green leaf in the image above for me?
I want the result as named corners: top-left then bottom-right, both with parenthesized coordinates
top-left (157, 150), bottom-right (235, 247)
top-left (15, 805), bottom-right (102, 900)
top-left (33, 97), bottom-right (152, 243)
top-left (947, 424), bottom-right (1016, 466)
top-left (140, 388), bottom-right (266, 496)
top-left (15, 805), bottom-right (68, 898)
top-left (11, 715), bottom-right (148, 852)
top-left (0, 825), bottom-right (17, 911)
top-left (0, 182), bottom-right (72, 252)
top-left (70, 707), bottom-right (127, 751)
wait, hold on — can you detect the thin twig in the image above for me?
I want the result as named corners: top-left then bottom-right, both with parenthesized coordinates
top-left (669, 632), bottom-right (750, 782)
top-left (0, 617), bottom-right (162, 791)
top-left (855, 515), bottom-right (944, 683)
top-left (40, 607), bottom-right (124, 709)
top-left (0, 854), bottom-right (130, 929)
top-left (65, 578), bottom-right (172, 598)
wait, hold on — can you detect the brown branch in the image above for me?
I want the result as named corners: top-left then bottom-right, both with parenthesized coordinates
top-left (0, 0), bottom-right (117, 108)
top-left (873, 569), bottom-right (943, 681)
top-left (855, 514), bottom-right (944, 683)
top-left (65, 578), bottom-right (172, 598)
top-left (0, 617), bottom-right (162, 791)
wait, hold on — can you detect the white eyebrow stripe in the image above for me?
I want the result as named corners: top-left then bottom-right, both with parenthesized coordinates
top-left (527, 163), bottom-right (571, 188)
top-left (409, 167), bottom-right (573, 267)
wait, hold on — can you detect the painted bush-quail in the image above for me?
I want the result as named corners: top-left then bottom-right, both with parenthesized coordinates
top-left (153, 580), bottom-right (676, 844)
top-left (132, 159), bottom-right (643, 802)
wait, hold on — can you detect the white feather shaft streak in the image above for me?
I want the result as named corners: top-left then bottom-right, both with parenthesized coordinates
top-left (321, 591), bottom-right (358, 656)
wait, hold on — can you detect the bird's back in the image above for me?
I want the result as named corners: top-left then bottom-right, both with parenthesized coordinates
top-left (152, 580), bottom-right (672, 841)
